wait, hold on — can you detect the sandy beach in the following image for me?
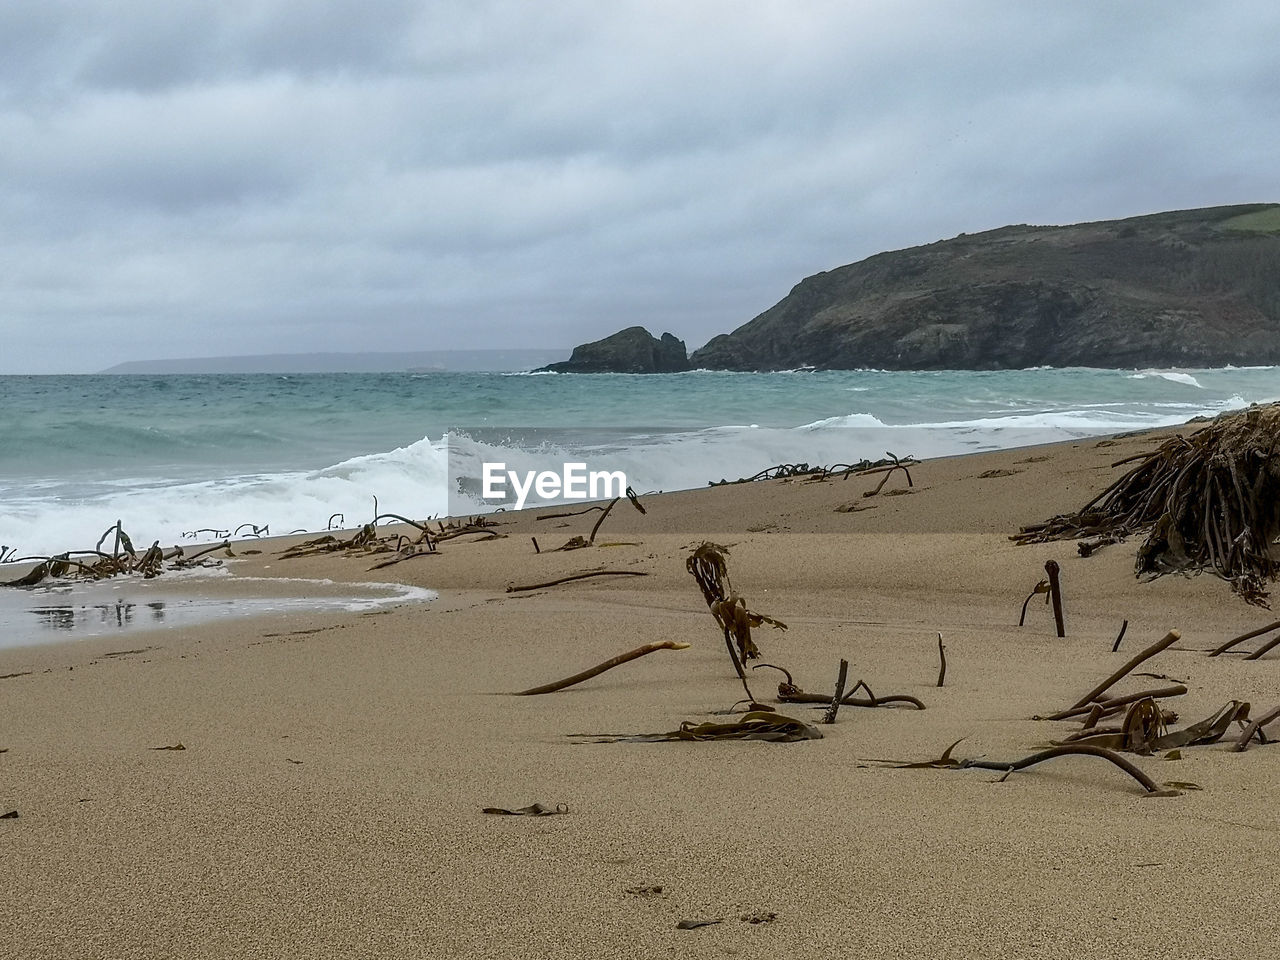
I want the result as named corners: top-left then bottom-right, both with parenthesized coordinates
top-left (3, 428), bottom-right (1278, 959)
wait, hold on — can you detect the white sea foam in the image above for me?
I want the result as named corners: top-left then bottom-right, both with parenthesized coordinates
top-left (1127, 369), bottom-right (1205, 387)
top-left (1, 373), bottom-right (1272, 557)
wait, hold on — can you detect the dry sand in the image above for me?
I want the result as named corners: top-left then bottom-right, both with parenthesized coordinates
top-left (2, 429), bottom-right (1278, 959)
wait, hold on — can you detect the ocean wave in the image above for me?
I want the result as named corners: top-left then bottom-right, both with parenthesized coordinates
top-left (1127, 369), bottom-right (1204, 387)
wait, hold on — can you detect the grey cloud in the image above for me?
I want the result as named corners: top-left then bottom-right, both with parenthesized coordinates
top-left (2, 1), bottom-right (1279, 372)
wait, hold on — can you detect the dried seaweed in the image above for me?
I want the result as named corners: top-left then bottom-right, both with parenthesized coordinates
top-left (513, 640), bottom-right (690, 695)
top-left (1014, 404), bottom-right (1280, 604)
top-left (571, 710), bottom-right (822, 744)
top-left (897, 741), bottom-right (1174, 795)
top-left (1065, 698), bottom-right (1251, 753)
top-left (686, 543), bottom-right (786, 708)
top-left (708, 454), bottom-right (918, 487)
top-left (481, 803), bottom-right (568, 816)
top-left (506, 570), bottom-right (649, 593)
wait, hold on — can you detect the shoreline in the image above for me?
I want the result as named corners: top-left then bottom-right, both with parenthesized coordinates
top-left (3, 418), bottom-right (1278, 958)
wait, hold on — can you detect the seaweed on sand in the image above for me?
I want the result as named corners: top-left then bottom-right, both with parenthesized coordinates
top-left (1014, 404), bottom-right (1280, 605)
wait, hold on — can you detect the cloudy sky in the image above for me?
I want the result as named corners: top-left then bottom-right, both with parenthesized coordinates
top-left (2, 0), bottom-right (1277, 373)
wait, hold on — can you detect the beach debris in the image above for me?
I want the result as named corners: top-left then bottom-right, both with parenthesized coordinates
top-left (481, 802), bottom-right (569, 816)
top-left (2, 521), bottom-right (190, 587)
top-left (740, 911), bottom-right (778, 924)
top-left (708, 454), bottom-right (918, 487)
top-left (834, 501), bottom-right (877, 513)
top-left (862, 452), bottom-right (915, 497)
top-left (506, 570), bottom-right (649, 593)
top-left (624, 885), bottom-right (664, 897)
top-left (1040, 684), bottom-right (1188, 723)
top-left (367, 544), bottom-right (440, 570)
top-left (676, 919), bottom-right (722, 930)
top-left (820, 659), bottom-right (850, 724)
top-left (1209, 619), bottom-right (1280, 657)
top-left (1242, 630), bottom-right (1280, 661)
top-left (898, 741), bottom-right (1177, 796)
top-left (183, 527), bottom-right (230, 540)
top-left (534, 487), bottom-right (647, 551)
top-left (150, 743), bottom-right (186, 751)
top-left (1112, 619), bottom-right (1129, 652)
top-left (170, 540), bottom-right (232, 568)
top-left (1062, 698), bottom-right (1252, 753)
top-left (777, 679), bottom-right (926, 711)
top-left (686, 542), bottom-right (786, 708)
top-left (936, 632), bottom-right (947, 687)
top-left (1064, 629), bottom-right (1181, 712)
top-left (280, 508), bottom-right (437, 561)
top-left (531, 537), bottom-right (540, 554)
top-left (571, 711), bottom-right (822, 744)
top-left (1234, 705), bottom-right (1280, 752)
top-left (1044, 560), bottom-right (1066, 636)
top-left (1013, 403), bottom-right (1280, 604)
top-left (513, 640), bottom-right (691, 696)
top-left (1, 810), bottom-right (18, 819)
top-left (1018, 579), bottom-right (1050, 627)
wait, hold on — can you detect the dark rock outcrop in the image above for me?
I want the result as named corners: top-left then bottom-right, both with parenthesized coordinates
top-left (689, 203), bottom-right (1280, 370)
top-left (541, 327), bottom-right (690, 373)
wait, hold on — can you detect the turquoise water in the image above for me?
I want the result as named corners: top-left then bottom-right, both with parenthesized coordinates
top-left (1, 367), bottom-right (1276, 557)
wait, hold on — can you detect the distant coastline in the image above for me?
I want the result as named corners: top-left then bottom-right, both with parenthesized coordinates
top-left (97, 349), bottom-right (569, 375)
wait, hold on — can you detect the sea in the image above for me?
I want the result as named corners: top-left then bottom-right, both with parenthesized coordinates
top-left (2, 366), bottom-right (1278, 559)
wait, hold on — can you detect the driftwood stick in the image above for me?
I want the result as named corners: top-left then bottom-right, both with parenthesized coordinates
top-left (1044, 560), bottom-right (1065, 637)
top-left (1069, 630), bottom-right (1181, 710)
top-left (1233, 705), bottom-right (1280, 752)
top-left (506, 570), bottom-right (649, 593)
top-left (1112, 619), bottom-right (1129, 653)
top-left (1019, 580), bottom-right (1048, 627)
top-left (531, 537), bottom-right (540, 554)
top-left (780, 690), bottom-right (926, 710)
top-left (1044, 683), bottom-right (1188, 721)
top-left (961, 745), bottom-right (1168, 795)
top-left (174, 540), bottom-right (232, 566)
top-left (588, 497), bottom-right (621, 544)
top-left (1209, 620), bottom-right (1280, 657)
top-left (751, 663), bottom-right (794, 686)
top-left (536, 504), bottom-right (607, 520)
top-left (821, 659), bottom-right (849, 724)
top-left (936, 633), bottom-right (947, 687)
top-left (513, 641), bottom-right (691, 695)
top-left (1244, 633), bottom-right (1280, 661)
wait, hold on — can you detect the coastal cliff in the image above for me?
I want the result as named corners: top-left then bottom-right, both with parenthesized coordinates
top-left (550, 204), bottom-right (1280, 372)
top-left (690, 204), bottom-right (1280, 370)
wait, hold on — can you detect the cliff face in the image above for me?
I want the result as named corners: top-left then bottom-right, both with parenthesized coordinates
top-left (540, 326), bottom-right (690, 373)
top-left (690, 204), bottom-right (1280, 370)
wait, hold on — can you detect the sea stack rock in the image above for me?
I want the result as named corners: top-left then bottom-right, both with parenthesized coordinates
top-left (541, 326), bottom-right (691, 373)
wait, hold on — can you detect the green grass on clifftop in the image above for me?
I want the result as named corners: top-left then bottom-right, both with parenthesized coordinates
top-left (1221, 206), bottom-right (1280, 233)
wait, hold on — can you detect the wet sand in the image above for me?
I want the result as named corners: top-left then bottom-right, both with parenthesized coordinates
top-left (2, 428), bottom-right (1278, 959)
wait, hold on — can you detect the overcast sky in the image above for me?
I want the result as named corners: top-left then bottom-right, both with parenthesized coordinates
top-left (2, 1), bottom-right (1277, 373)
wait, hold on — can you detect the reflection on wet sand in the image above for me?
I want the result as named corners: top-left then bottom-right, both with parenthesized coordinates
top-left (29, 600), bottom-right (167, 632)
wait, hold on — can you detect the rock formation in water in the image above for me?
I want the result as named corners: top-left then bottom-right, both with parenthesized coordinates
top-left (539, 326), bottom-right (691, 373)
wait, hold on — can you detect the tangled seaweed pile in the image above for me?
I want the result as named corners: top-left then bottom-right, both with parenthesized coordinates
top-left (1016, 404), bottom-right (1280, 604)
